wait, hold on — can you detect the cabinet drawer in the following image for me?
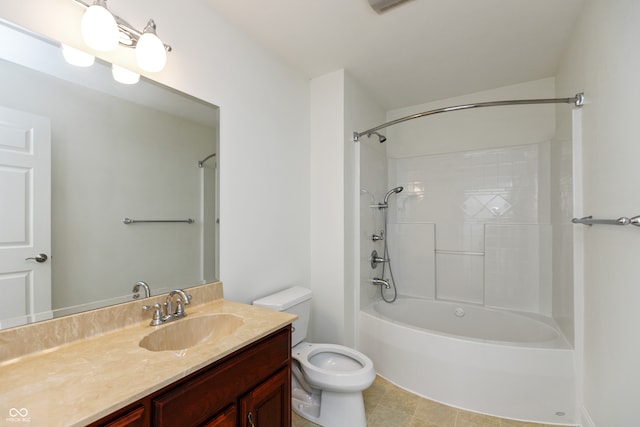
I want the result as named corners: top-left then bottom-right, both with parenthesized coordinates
top-left (153, 328), bottom-right (290, 427)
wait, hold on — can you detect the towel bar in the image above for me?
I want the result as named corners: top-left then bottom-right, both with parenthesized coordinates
top-left (571, 215), bottom-right (640, 227)
top-left (123, 218), bottom-right (194, 224)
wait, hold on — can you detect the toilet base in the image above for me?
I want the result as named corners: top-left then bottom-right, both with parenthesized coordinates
top-left (292, 387), bottom-right (367, 427)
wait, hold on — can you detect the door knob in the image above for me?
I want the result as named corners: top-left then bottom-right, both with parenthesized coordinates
top-left (25, 253), bottom-right (48, 263)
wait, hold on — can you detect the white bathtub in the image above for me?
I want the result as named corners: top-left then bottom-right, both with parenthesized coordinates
top-left (359, 297), bottom-right (577, 425)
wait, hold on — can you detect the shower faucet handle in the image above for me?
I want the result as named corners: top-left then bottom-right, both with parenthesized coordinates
top-left (372, 230), bottom-right (384, 241)
top-left (370, 250), bottom-right (390, 268)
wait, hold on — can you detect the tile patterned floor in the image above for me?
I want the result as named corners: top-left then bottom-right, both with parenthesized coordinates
top-left (292, 375), bottom-right (566, 427)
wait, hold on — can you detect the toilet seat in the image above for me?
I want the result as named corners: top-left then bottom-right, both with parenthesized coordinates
top-left (292, 342), bottom-right (376, 392)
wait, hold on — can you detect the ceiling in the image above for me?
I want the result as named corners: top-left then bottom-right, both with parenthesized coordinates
top-left (208, 0), bottom-right (585, 110)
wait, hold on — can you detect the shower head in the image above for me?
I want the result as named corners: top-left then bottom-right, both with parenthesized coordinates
top-left (367, 131), bottom-right (387, 143)
top-left (383, 186), bottom-right (403, 204)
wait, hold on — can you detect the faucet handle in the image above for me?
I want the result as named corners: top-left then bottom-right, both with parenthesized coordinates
top-left (143, 303), bottom-right (163, 326)
top-left (175, 299), bottom-right (186, 316)
top-left (174, 294), bottom-right (191, 316)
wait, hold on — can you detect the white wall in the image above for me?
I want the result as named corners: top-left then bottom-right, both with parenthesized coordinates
top-left (555, 1), bottom-right (640, 426)
top-left (354, 124), bottom-right (387, 310)
top-left (386, 78), bottom-right (557, 158)
top-left (309, 70), bottom-right (346, 344)
top-left (0, 0), bottom-right (311, 304)
top-left (344, 72), bottom-right (386, 333)
top-left (308, 69), bottom-right (386, 346)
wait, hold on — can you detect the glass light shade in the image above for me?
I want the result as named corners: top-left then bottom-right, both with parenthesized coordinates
top-left (112, 64), bottom-right (140, 84)
top-left (81, 3), bottom-right (119, 51)
top-left (136, 31), bottom-right (167, 72)
top-left (61, 44), bottom-right (95, 67)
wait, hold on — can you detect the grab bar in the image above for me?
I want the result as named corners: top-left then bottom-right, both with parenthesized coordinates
top-left (123, 218), bottom-right (194, 225)
top-left (572, 215), bottom-right (640, 227)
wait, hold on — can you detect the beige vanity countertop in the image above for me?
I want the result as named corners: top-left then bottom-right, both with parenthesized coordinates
top-left (0, 298), bottom-right (296, 427)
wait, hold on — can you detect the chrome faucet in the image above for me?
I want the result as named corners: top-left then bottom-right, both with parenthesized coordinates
top-left (165, 289), bottom-right (192, 318)
top-left (132, 281), bottom-right (151, 299)
top-left (142, 289), bottom-right (192, 326)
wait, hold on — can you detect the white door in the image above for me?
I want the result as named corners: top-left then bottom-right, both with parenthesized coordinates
top-left (0, 106), bottom-right (51, 329)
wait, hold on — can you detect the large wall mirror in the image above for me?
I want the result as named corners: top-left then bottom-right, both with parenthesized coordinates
top-left (0, 20), bottom-right (220, 330)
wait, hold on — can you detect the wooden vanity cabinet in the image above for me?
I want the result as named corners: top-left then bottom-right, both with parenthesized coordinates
top-left (88, 326), bottom-right (291, 427)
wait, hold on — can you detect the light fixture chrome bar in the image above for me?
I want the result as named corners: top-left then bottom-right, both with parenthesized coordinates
top-left (572, 215), bottom-right (640, 227)
top-left (72, 0), bottom-right (172, 51)
top-left (353, 93), bottom-right (584, 142)
top-left (123, 218), bottom-right (194, 224)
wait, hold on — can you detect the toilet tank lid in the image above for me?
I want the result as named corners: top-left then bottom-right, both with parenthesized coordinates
top-left (252, 286), bottom-right (312, 311)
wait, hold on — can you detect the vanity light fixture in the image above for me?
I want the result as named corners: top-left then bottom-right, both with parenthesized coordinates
top-left (73, 0), bottom-right (172, 72)
top-left (81, 0), bottom-right (119, 51)
top-left (135, 20), bottom-right (167, 72)
top-left (61, 44), bottom-right (95, 67)
top-left (112, 64), bottom-right (140, 85)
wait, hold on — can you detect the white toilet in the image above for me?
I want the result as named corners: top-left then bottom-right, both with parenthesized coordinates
top-left (253, 286), bottom-right (375, 427)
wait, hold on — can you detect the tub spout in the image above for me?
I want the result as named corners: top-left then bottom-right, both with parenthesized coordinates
top-left (371, 278), bottom-right (391, 289)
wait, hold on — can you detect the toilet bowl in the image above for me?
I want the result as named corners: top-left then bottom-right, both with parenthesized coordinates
top-left (253, 286), bottom-right (376, 427)
top-left (293, 342), bottom-right (375, 392)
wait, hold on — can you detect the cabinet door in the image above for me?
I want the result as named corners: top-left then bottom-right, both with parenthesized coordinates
top-left (201, 404), bottom-right (237, 427)
top-left (240, 367), bottom-right (290, 427)
top-left (103, 406), bottom-right (145, 427)
top-left (153, 328), bottom-right (290, 427)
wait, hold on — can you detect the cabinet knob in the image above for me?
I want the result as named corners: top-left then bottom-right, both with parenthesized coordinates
top-left (247, 411), bottom-right (254, 427)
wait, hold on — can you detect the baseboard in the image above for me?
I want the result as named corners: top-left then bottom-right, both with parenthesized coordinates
top-left (581, 407), bottom-right (596, 427)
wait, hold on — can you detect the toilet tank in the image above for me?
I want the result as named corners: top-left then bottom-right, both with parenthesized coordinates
top-left (253, 286), bottom-right (312, 347)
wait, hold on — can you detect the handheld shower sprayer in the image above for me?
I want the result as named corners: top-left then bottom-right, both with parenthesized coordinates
top-left (383, 186), bottom-right (404, 204)
top-left (377, 186), bottom-right (404, 208)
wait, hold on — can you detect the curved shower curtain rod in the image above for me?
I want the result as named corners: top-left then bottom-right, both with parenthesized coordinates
top-left (198, 153), bottom-right (216, 168)
top-left (352, 92), bottom-right (584, 142)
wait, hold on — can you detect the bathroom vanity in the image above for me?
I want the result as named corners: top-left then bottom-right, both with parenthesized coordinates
top-left (0, 283), bottom-right (296, 427)
top-left (89, 326), bottom-right (291, 427)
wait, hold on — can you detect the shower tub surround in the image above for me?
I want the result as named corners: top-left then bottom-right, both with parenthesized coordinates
top-left (385, 142), bottom-right (555, 312)
top-left (360, 141), bottom-right (576, 424)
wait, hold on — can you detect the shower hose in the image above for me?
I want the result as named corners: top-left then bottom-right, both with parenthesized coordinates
top-left (380, 207), bottom-right (398, 303)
